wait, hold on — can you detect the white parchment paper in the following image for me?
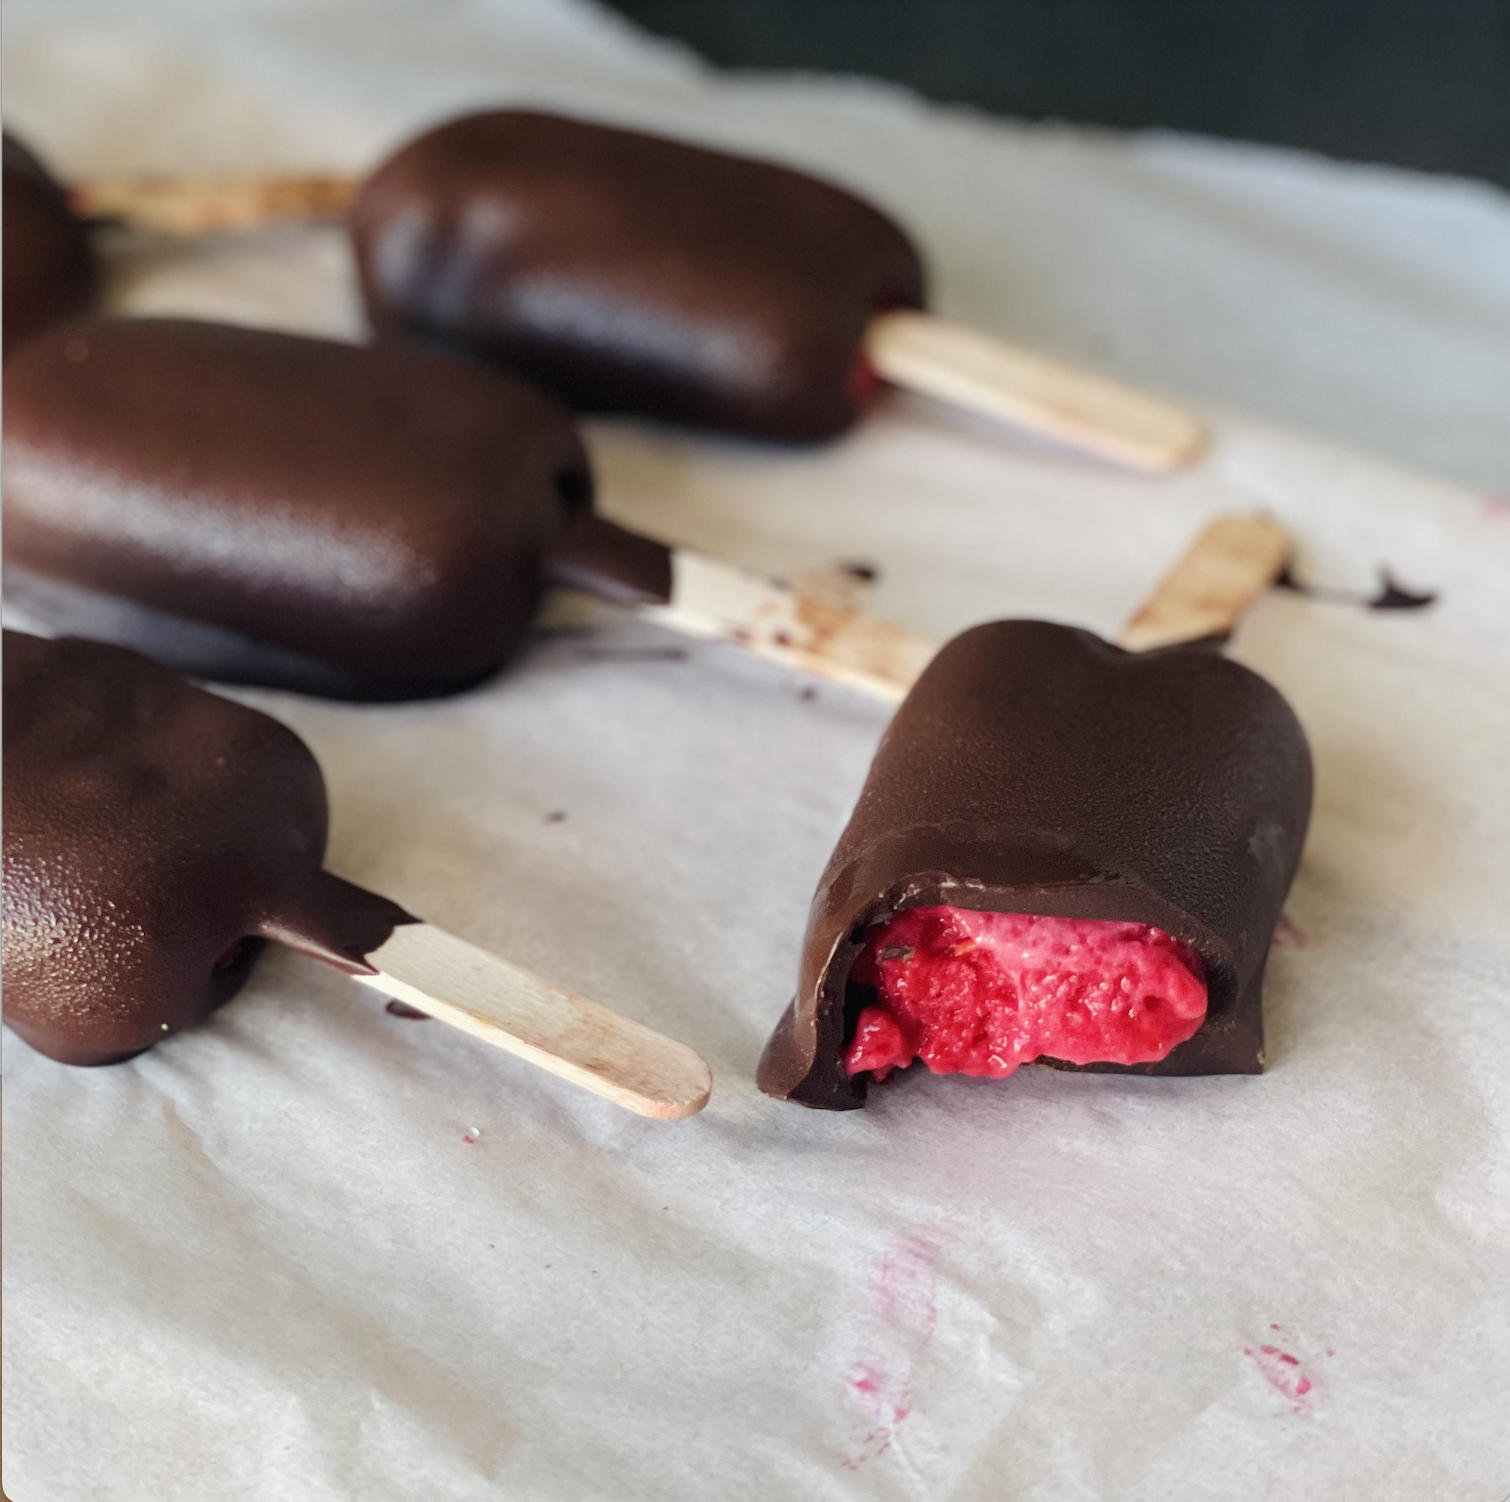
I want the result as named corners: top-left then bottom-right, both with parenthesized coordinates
top-left (4, 3), bottom-right (1509, 1498)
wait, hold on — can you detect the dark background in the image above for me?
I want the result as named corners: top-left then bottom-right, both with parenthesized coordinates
top-left (605, 0), bottom-right (1510, 188)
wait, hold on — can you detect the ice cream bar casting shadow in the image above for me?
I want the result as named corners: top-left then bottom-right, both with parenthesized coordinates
top-left (72, 111), bottom-right (1203, 472)
top-left (757, 515), bottom-right (1310, 1108)
top-left (2, 632), bottom-right (712, 1119)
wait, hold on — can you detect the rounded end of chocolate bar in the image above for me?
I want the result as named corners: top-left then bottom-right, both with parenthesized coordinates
top-left (11, 934), bottom-right (278, 1068)
top-left (3, 134), bottom-right (97, 359)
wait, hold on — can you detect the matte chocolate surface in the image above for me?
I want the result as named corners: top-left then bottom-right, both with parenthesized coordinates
top-left (3, 134), bottom-right (97, 358)
top-left (2, 318), bottom-right (659, 699)
top-left (2, 632), bottom-right (410, 1066)
top-left (758, 620), bottom-right (1313, 1108)
top-left (352, 110), bottom-right (926, 440)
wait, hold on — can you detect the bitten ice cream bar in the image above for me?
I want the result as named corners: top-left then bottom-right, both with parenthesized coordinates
top-left (2, 631), bottom-right (711, 1118)
top-left (759, 528), bottom-right (1310, 1109)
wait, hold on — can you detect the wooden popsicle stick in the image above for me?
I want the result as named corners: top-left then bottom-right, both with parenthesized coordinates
top-left (865, 309), bottom-right (1205, 474)
top-left (357, 923), bottom-right (713, 1120)
top-left (627, 519), bottom-right (1282, 700)
top-left (1118, 515), bottom-right (1289, 652)
top-left (71, 172), bottom-right (361, 235)
top-left (636, 548), bottom-right (939, 703)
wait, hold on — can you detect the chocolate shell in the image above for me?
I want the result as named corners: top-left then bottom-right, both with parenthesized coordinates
top-left (3, 133), bottom-right (97, 358)
top-left (758, 621), bottom-right (1313, 1108)
top-left (1, 318), bottom-right (650, 700)
top-left (2, 632), bottom-right (410, 1065)
top-left (351, 110), bottom-right (926, 441)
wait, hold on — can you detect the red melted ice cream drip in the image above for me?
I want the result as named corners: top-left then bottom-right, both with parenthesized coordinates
top-left (845, 907), bottom-right (1207, 1080)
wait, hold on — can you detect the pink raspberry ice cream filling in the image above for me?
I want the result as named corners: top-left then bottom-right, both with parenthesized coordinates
top-left (845, 349), bottom-right (884, 412)
top-left (844, 906), bottom-right (1207, 1080)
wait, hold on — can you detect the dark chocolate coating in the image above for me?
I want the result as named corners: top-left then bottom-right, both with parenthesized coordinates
top-left (3, 134), bottom-right (97, 358)
top-left (351, 110), bottom-right (926, 441)
top-left (2, 632), bottom-right (410, 1066)
top-left (2, 318), bottom-right (666, 700)
top-left (758, 621), bottom-right (1313, 1108)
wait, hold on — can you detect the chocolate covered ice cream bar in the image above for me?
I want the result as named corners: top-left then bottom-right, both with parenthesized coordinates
top-left (3, 631), bottom-right (711, 1117)
top-left (350, 111), bottom-right (1203, 467)
top-left (759, 523), bottom-right (1308, 1107)
top-left (3, 317), bottom-right (594, 698)
top-left (3, 134), bottom-right (97, 357)
top-left (3, 317), bottom-right (935, 702)
top-left (353, 110), bottom-right (923, 444)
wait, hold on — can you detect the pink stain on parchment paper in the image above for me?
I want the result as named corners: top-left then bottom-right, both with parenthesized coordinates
top-left (1243, 1324), bottom-right (1333, 1416)
top-left (839, 1232), bottom-right (945, 1469)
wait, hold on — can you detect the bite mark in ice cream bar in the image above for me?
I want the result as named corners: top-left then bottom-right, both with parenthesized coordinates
top-left (845, 908), bottom-right (1208, 1080)
top-left (2, 632), bottom-right (711, 1118)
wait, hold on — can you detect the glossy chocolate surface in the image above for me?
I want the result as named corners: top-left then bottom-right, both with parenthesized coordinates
top-left (3, 134), bottom-right (97, 358)
top-left (2, 632), bottom-right (410, 1065)
top-left (758, 620), bottom-right (1313, 1108)
top-left (352, 110), bottom-right (926, 440)
top-left (1, 318), bottom-right (640, 700)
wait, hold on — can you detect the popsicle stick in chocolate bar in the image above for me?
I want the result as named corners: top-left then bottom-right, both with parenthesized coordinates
top-left (636, 515), bottom-right (1286, 702)
top-left (2, 630), bottom-right (712, 1119)
top-left (3, 317), bottom-right (938, 705)
top-left (864, 310), bottom-right (1204, 473)
top-left (71, 171), bottom-right (359, 235)
top-left (67, 111), bottom-right (1205, 471)
top-left (360, 925), bottom-right (711, 1118)
top-left (1118, 514), bottom-right (1290, 651)
top-left (634, 549), bottom-right (936, 704)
